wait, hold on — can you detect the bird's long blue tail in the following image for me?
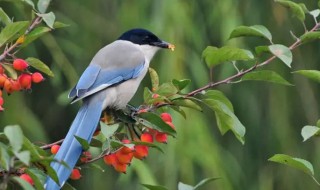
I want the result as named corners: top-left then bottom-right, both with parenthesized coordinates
top-left (45, 99), bottom-right (103, 190)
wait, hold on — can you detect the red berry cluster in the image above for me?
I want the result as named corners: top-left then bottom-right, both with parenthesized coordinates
top-left (103, 112), bottom-right (175, 173)
top-left (0, 59), bottom-right (44, 111)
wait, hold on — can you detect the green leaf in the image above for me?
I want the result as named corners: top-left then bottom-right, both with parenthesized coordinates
top-left (194, 177), bottom-right (220, 189)
top-left (141, 184), bottom-right (168, 190)
top-left (178, 182), bottom-right (194, 190)
top-left (21, 0), bottom-right (35, 8)
top-left (203, 99), bottom-right (245, 144)
top-left (229, 25), bottom-right (272, 42)
top-left (170, 106), bottom-right (187, 119)
top-left (0, 21), bottom-right (29, 47)
top-left (12, 176), bottom-right (36, 190)
top-left (43, 162), bottom-right (60, 186)
top-left (301, 125), bottom-right (320, 142)
top-left (275, 0), bottom-right (305, 22)
top-left (15, 150), bottom-right (30, 165)
top-left (268, 44), bottom-right (292, 68)
top-left (23, 138), bottom-right (42, 160)
top-left (149, 67), bottom-right (159, 91)
top-left (25, 168), bottom-right (46, 190)
top-left (37, 0), bottom-right (51, 13)
top-left (156, 82), bottom-right (179, 96)
top-left (202, 46), bottom-right (254, 68)
top-left (22, 27), bottom-right (51, 47)
top-left (74, 136), bottom-right (90, 151)
top-left (136, 112), bottom-right (176, 136)
top-left (300, 32), bottom-right (320, 44)
top-left (89, 137), bottom-right (103, 147)
top-left (143, 87), bottom-right (153, 103)
top-left (241, 70), bottom-right (293, 86)
top-left (0, 145), bottom-right (10, 170)
top-left (2, 64), bottom-right (18, 79)
top-left (4, 125), bottom-right (23, 152)
top-left (26, 57), bottom-right (54, 77)
top-left (172, 79), bottom-right (191, 91)
top-left (100, 122), bottom-right (119, 139)
top-left (268, 154), bottom-right (314, 176)
top-left (172, 98), bottom-right (202, 111)
top-left (37, 12), bottom-right (55, 28)
top-left (309, 9), bottom-right (320, 18)
top-left (0, 8), bottom-right (12, 25)
top-left (317, 119), bottom-right (320, 128)
top-left (293, 70), bottom-right (320, 83)
top-left (255, 46), bottom-right (270, 55)
top-left (87, 163), bottom-right (105, 172)
top-left (53, 21), bottom-right (70, 29)
top-left (204, 90), bottom-right (234, 111)
top-left (61, 183), bottom-right (77, 190)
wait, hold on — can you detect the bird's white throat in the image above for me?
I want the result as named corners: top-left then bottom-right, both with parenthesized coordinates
top-left (138, 44), bottom-right (160, 62)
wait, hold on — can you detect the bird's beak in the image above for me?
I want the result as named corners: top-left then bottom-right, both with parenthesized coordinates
top-left (152, 41), bottom-right (175, 51)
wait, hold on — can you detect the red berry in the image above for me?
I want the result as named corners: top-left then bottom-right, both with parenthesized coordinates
top-left (113, 161), bottom-right (127, 173)
top-left (20, 174), bottom-right (34, 186)
top-left (31, 72), bottom-right (44, 83)
top-left (0, 65), bottom-right (4, 74)
top-left (80, 151), bottom-right (92, 162)
top-left (165, 121), bottom-right (175, 130)
top-left (120, 139), bottom-right (134, 154)
top-left (161, 113), bottom-right (172, 122)
top-left (141, 133), bottom-right (153, 143)
top-left (152, 93), bottom-right (159, 98)
top-left (18, 74), bottom-right (32, 89)
top-left (70, 168), bottom-right (81, 180)
top-left (0, 96), bottom-right (3, 111)
top-left (103, 154), bottom-right (117, 165)
top-left (50, 145), bottom-right (60, 154)
top-left (3, 79), bottom-right (13, 94)
top-left (115, 151), bottom-right (133, 164)
top-left (11, 80), bottom-right (21, 91)
top-left (0, 74), bottom-right (7, 88)
top-left (13, 59), bottom-right (28, 71)
top-left (155, 132), bottom-right (168, 143)
top-left (133, 145), bottom-right (149, 160)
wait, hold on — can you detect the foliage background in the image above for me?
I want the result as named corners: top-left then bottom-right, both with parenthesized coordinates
top-left (1, 0), bottom-right (320, 189)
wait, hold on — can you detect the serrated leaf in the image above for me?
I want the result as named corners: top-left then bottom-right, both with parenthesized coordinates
top-left (229, 25), bottom-right (272, 42)
top-left (241, 70), bottom-right (293, 86)
top-left (0, 145), bottom-right (10, 170)
top-left (203, 99), bottom-right (245, 144)
top-left (4, 125), bottom-right (23, 152)
top-left (300, 32), bottom-right (320, 44)
top-left (172, 98), bottom-right (202, 111)
top-left (0, 8), bottom-right (12, 25)
top-left (22, 26), bottom-right (51, 47)
top-left (2, 64), bottom-right (18, 79)
top-left (156, 82), bottom-right (179, 96)
top-left (269, 154), bottom-right (314, 176)
top-left (309, 9), bottom-right (320, 18)
top-left (268, 44), bottom-right (292, 68)
top-left (12, 176), bottom-right (36, 190)
top-left (275, 0), bottom-right (305, 22)
top-left (74, 136), bottom-right (90, 151)
top-left (149, 67), bottom-right (159, 91)
top-left (26, 57), bottom-right (54, 77)
top-left (301, 125), bottom-right (320, 142)
top-left (37, 12), bottom-right (55, 28)
top-left (136, 112), bottom-right (176, 136)
top-left (172, 79), bottom-right (191, 91)
top-left (178, 182), bottom-right (194, 190)
top-left (293, 70), bottom-right (320, 83)
top-left (194, 177), bottom-right (220, 190)
top-left (15, 150), bottom-right (30, 165)
top-left (37, 0), bottom-right (51, 13)
top-left (100, 122), bottom-right (119, 139)
top-left (202, 46), bottom-right (254, 68)
top-left (142, 184), bottom-right (168, 190)
top-left (0, 21), bottom-right (29, 47)
top-left (25, 168), bottom-right (46, 190)
top-left (53, 21), bottom-right (69, 29)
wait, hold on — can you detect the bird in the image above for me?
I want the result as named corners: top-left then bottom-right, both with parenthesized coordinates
top-left (45, 28), bottom-right (174, 190)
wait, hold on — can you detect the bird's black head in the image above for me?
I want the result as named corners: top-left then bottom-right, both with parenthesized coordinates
top-left (118, 28), bottom-right (174, 50)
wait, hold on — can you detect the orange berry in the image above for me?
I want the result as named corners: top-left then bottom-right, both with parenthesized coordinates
top-left (155, 132), bottom-right (168, 143)
top-left (133, 145), bottom-right (149, 160)
top-left (141, 133), bottom-right (153, 143)
top-left (152, 93), bottom-right (159, 98)
top-left (50, 145), bottom-right (60, 154)
top-left (161, 113), bottom-right (172, 122)
top-left (120, 139), bottom-right (134, 154)
top-left (113, 162), bottom-right (127, 173)
top-left (165, 121), bottom-right (175, 130)
top-left (20, 174), bottom-right (34, 186)
top-left (103, 154), bottom-right (117, 165)
top-left (31, 72), bottom-right (44, 83)
top-left (18, 74), bottom-right (32, 89)
top-left (13, 59), bottom-right (28, 71)
top-left (70, 168), bottom-right (81, 180)
top-left (80, 151), bottom-right (92, 162)
top-left (11, 80), bottom-right (20, 91)
top-left (3, 79), bottom-right (13, 94)
top-left (0, 74), bottom-right (7, 88)
top-left (115, 151), bottom-right (133, 164)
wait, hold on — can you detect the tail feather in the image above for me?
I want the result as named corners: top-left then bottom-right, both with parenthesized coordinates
top-left (45, 100), bottom-right (103, 190)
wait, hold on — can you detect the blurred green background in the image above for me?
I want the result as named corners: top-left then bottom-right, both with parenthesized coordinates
top-left (1, 0), bottom-right (320, 189)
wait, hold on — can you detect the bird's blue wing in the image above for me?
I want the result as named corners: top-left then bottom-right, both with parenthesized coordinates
top-left (69, 61), bottom-right (145, 103)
